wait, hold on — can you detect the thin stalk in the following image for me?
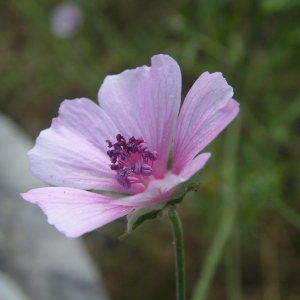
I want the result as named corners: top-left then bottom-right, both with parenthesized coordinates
top-left (168, 206), bottom-right (186, 300)
top-left (274, 199), bottom-right (300, 230)
top-left (191, 198), bottom-right (236, 300)
top-left (226, 228), bottom-right (243, 300)
top-left (191, 115), bottom-right (241, 300)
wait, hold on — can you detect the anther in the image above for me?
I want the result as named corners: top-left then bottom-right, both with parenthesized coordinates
top-left (138, 142), bottom-right (148, 152)
top-left (140, 164), bottom-right (152, 176)
top-left (110, 164), bottom-right (119, 171)
top-left (115, 174), bottom-right (131, 189)
top-left (148, 150), bottom-right (158, 161)
top-left (131, 163), bottom-right (141, 175)
top-left (106, 140), bottom-right (113, 148)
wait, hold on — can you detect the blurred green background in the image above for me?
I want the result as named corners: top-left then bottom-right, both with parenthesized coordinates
top-left (1, 0), bottom-right (300, 299)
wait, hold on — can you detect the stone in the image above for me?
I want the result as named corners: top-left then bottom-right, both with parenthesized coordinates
top-left (0, 113), bottom-right (109, 300)
top-left (0, 271), bottom-right (30, 300)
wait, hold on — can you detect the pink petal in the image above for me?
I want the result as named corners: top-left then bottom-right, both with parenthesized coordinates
top-left (177, 153), bottom-right (211, 180)
top-left (113, 173), bottom-right (184, 206)
top-left (98, 54), bottom-right (182, 178)
top-left (21, 187), bottom-right (133, 237)
top-left (29, 98), bottom-right (142, 194)
top-left (172, 72), bottom-right (239, 174)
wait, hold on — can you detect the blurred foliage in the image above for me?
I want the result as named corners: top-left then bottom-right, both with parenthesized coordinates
top-left (1, 0), bottom-right (300, 299)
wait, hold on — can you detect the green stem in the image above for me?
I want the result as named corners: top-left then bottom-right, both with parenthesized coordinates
top-left (225, 228), bottom-right (243, 300)
top-left (168, 206), bottom-right (186, 300)
top-left (191, 199), bottom-right (236, 300)
top-left (191, 115), bottom-right (241, 300)
top-left (274, 199), bottom-right (300, 230)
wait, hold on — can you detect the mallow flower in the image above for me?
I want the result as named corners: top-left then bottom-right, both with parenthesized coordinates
top-left (50, 2), bottom-right (84, 39)
top-left (21, 54), bottom-right (239, 238)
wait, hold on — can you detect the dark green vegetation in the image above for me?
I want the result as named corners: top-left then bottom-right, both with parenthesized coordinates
top-left (1, 0), bottom-right (300, 299)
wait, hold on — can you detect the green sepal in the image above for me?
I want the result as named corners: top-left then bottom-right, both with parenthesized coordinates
top-left (119, 180), bottom-right (201, 239)
top-left (92, 189), bottom-right (129, 198)
top-left (168, 180), bottom-right (201, 205)
top-left (119, 201), bottom-right (168, 240)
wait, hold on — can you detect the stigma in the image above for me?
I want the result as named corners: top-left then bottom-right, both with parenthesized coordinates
top-left (106, 134), bottom-right (158, 189)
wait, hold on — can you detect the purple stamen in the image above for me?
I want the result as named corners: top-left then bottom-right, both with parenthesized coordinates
top-left (138, 142), bottom-right (148, 152)
top-left (115, 173), bottom-right (131, 189)
top-left (148, 150), bottom-right (158, 161)
top-left (131, 163), bottom-right (141, 175)
top-left (106, 134), bottom-right (158, 189)
top-left (110, 164), bottom-right (119, 171)
top-left (131, 163), bottom-right (153, 176)
top-left (140, 164), bottom-right (152, 176)
top-left (106, 140), bottom-right (113, 148)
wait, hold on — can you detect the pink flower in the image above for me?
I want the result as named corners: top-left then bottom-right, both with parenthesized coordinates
top-left (21, 54), bottom-right (239, 237)
top-left (50, 2), bottom-right (84, 39)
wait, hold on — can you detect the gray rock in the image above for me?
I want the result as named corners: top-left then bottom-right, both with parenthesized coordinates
top-left (0, 271), bottom-right (30, 300)
top-left (0, 113), bottom-right (109, 300)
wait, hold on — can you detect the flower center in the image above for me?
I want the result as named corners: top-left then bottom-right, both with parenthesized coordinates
top-left (106, 134), bottom-right (158, 189)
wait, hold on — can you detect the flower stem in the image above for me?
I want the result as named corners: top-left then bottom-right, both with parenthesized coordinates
top-left (168, 205), bottom-right (186, 300)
